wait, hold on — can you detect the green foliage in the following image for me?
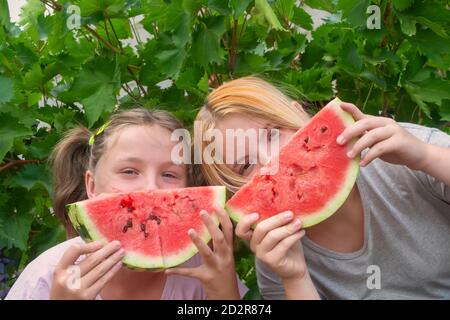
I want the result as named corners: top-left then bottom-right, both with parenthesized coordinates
top-left (0, 0), bottom-right (449, 298)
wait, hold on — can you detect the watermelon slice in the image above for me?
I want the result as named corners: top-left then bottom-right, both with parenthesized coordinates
top-left (226, 98), bottom-right (360, 228)
top-left (67, 186), bottom-right (226, 269)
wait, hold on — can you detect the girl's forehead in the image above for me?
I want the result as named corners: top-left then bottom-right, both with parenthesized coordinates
top-left (101, 125), bottom-right (181, 163)
top-left (109, 125), bottom-right (174, 148)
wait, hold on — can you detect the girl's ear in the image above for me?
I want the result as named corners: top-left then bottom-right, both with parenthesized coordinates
top-left (85, 170), bottom-right (95, 199)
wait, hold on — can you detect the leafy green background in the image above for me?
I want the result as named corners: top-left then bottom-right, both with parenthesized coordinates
top-left (0, 0), bottom-right (449, 299)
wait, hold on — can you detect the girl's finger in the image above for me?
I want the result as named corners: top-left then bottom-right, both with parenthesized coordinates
top-left (78, 241), bottom-right (122, 277)
top-left (251, 211), bottom-right (294, 252)
top-left (213, 204), bottom-right (234, 245)
top-left (86, 260), bottom-right (123, 298)
top-left (337, 116), bottom-right (393, 145)
top-left (360, 139), bottom-right (394, 166)
top-left (200, 210), bottom-right (227, 251)
top-left (258, 219), bottom-right (302, 253)
top-left (57, 241), bottom-right (103, 270)
top-left (235, 213), bottom-right (259, 241)
top-left (82, 248), bottom-right (126, 288)
top-left (165, 266), bottom-right (201, 279)
top-left (339, 103), bottom-right (367, 121)
top-left (270, 230), bottom-right (305, 261)
top-left (188, 228), bottom-right (215, 263)
top-left (348, 126), bottom-right (395, 159)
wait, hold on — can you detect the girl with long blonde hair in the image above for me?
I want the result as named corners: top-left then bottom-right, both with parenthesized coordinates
top-left (195, 76), bottom-right (450, 299)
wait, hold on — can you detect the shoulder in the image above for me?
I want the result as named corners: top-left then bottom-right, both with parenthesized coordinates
top-left (5, 237), bottom-right (84, 300)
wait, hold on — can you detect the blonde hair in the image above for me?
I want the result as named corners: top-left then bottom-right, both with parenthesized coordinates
top-left (50, 108), bottom-right (185, 237)
top-left (195, 76), bottom-right (310, 193)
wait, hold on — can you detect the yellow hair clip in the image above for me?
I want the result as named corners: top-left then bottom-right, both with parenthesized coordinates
top-left (88, 121), bottom-right (111, 146)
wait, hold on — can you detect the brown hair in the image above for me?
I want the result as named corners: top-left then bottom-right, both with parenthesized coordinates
top-left (50, 108), bottom-right (186, 238)
top-left (195, 76), bottom-right (310, 193)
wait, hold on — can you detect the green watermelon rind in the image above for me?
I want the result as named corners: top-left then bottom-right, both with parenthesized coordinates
top-left (225, 97), bottom-right (360, 228)
top-left (67, 186), bottom-right (226, 270)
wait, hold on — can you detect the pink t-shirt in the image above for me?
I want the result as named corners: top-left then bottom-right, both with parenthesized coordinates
top-left (5, 237), bottom-right (248, 300)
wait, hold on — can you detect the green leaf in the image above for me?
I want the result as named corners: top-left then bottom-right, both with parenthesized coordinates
top-left (404, 77), bottom-right (450, 118)
top-left (28, 222), bottom-right (66, 259)
top-left (337, 0), bottom-right (370, 27)
top-left (398, 14), bottom-right (416, 36)
top-left (23, 64), bottom-right (43, 90)
top-left (12, 164), bottom-right (52, 194)
top-left (291, 67), bottom-right (334, 101)
top-left (208, 0), bottom-right (231, 15)
top-left (27, 92), bottom-right (42, 107)
top-left (155, 48), bottom-right (187, 78)
top-left (0, 114), bottom-right (33, 161)
top-left (254, 0), bottom-right (286, 31)
top-left (409, 29), bottom-right (450, 69)
top-left (229, 0), bottom-right (252, 17)
top-left (0, 75), bottom-right (14, 105)
top-left (440, 100), bottom-right (450, 122)
top-left (191, 17), bottom-right (226, 67)
top-left (292, 7), bottom-right (313, 30)
top-left (59, 57), bottom-right (120, 102)
top-left (0, 212), bottom-right (33, 250)
top-left (405, 78), bottom-right (450, 106)
top-left (338, 40), bottom-right (362, 74)
top-left (393, 0), bottom-right (415, 11)
top-left (82, 84), bottom-right (118, 127)
top-left (275, 0), bottom-right (296, 20)
top-left (28, 132), bottom-right (60, 159)
top-left (78, 0), bottom-right (126, 17)
top-left (0, 0), bottom-right (11, 29)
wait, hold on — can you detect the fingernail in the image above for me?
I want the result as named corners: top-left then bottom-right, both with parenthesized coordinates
top-left (337, 135), bottom-right (345, 145)
top-left (284, 211), bottom-right (293, 219)
top-left (293, 219), bottom-right (302, 229)
top-left (113, 240), bottom-right (121, 248)
top-left (250, 213), bottom-right (259, 220)
top-left (347, 150), bottom-right (355, 158)
top-left (200, 210), bottom-right (208, 217)
top-left (119, 248), bottom-right (126, 256)
top-left (115, 261), bottom-right (123, 269)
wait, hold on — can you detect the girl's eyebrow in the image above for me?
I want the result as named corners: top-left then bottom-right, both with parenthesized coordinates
top-left (117, 156), bottom-right (145, 163)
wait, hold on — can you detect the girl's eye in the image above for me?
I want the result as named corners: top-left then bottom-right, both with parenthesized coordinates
top-left (267, 127), bottom-right (280, 142)
top-left (121, 169), bottom-right (138, 175)
top-left (162, 172), bottom-right (178, 179)
top-left (239, 162), bottom-right (253, 175)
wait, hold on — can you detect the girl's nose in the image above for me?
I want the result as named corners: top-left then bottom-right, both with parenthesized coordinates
top-left (144, 176), bottom-right (158, 191)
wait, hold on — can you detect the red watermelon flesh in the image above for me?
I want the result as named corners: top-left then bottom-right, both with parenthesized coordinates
top-left (68, 186), bottom-right (226, 269)
top-left (226, 98), bottom-right (359, 227)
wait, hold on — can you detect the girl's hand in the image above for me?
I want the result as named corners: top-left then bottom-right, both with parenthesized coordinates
top-left (236, 211), bottom-right (306, 281)
top-left (165, 205), bottom-right (240, 300)
top-left (337, 103), bottom-right (429, 170)
top-left (50, 241), bottom-right (124, 300)
top-left (236, 212), bottom-right (319, 299)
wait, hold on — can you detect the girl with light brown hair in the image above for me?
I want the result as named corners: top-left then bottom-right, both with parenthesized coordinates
top-left (7, 108), bottom-right (247, 300)
top-left (195, 76), bottom-right (450, 299)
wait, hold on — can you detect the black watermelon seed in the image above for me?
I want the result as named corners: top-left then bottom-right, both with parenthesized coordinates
top-left (122, 218), bottom-right (133, 233)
